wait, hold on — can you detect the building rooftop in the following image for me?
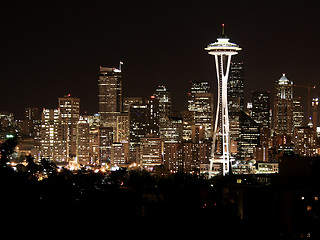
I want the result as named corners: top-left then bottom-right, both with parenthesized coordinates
top-left (278, 73), bottom-right (292, 85)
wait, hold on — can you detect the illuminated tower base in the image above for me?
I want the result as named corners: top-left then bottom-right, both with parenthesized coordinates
top-left (205, 25), bottom-right (241, 177)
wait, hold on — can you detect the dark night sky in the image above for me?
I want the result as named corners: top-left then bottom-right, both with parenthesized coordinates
top-left (1, 1), bottom-right (319, 118)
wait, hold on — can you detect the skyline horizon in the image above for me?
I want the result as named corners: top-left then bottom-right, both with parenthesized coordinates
top-left (1, 2), bottom-right (318, 120)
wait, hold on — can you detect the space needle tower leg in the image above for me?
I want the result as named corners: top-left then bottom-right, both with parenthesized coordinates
top-left (206, 24), bottom-right (241, 177)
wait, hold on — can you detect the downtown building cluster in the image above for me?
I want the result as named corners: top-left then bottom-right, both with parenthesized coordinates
top-left (0, 64), bottom-right (318, 175)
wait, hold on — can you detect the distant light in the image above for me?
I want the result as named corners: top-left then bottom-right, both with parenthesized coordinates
top-left (150, 95), bottom-right (155, 99)
top-left (6, 134), bottom-right (14, 139)
top-left (111, 166), bottom-right (119, 171)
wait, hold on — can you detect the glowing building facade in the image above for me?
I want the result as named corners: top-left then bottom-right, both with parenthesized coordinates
top-left (58, 95), bottom-right (80, 159)
top-left (98, 66), bottom-right (122, 127)
top-left (273, 74), bottom-right (293, 146)
top-left (40, 108), bottom-right (67, 162)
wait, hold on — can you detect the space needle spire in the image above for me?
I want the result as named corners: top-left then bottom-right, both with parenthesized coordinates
top-left (205, 24), bottom-right (242, 177)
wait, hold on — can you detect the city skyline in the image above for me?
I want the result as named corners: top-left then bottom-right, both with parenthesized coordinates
top-left (1, 2), bottom-right (320, 235)
top-left (1, 2), bottom-right (319, 118)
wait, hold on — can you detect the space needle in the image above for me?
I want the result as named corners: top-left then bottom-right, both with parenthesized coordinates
top-left (205, 24), bottom-right (241, 177)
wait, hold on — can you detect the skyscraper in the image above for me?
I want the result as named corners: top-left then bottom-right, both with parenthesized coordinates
top-left (40, 108), bottom-right (66, 162)
top-left (273, 74), bottom-right (293, 146)
top-left (312, 98), bottom-right (318, 130)
top-left (98, 66), bottom-right (122, 126)
top-left (292, 97), bottom-right (304, 129)
top-left (237, 111), bottom-right (261, 160)
top-left (252, 91), bottom-right (271, 147)
top-left (154, 85), bottom-right (171, 139)
top-left (76, 116), bottom-right (90, 165)
top-left (58, 94), bottom-right (80, 158)
top-left (228, 62), bottom-right (244, 112)
top-left (140, 136), bottom-right (163, 169)
top-left (205, 24), bottom-right (241, 176)
top-left (188, 81), bottom-right (214, 139)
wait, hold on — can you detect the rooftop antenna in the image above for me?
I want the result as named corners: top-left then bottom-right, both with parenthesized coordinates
top-left (119, 61), bottom-right (123, 72)
top-left (222, 23), bottom-right (225, 36)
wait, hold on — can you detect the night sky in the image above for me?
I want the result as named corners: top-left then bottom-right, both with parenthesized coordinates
top-left (1, 1), bottom-right (319, 118)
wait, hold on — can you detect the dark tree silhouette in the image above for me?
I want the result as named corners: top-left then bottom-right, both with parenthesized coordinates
top-left (25, 154), bottom-right (39, 177)
top-left (0, 135), bottom-right (18, 168)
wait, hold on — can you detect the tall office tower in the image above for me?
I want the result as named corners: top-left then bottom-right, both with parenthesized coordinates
top-left (129, 104), bottom-right (148, 162)
top-left (161, 117), bottom-right (183, 143)
top-left (252, 91), bottom-right (271, 147)
top-left (98, 126), bottom-right (114, 164)
top-left (123, 97), bottom-right (143, 113)
top-left (205, 24), bottom-right (241, 176)
top-left (312, 98), bottom-right (318, 131)
top-left (145, 95), bottom-right (160, 137)
top-left (40, 109), bottom-right (67, 162)
top-left (188, 81), bottom-right (214, 139)
top-left (228, 62), bottom-right (244, 112)
top-left (98, 66), bottom-right (122, 126)
top-left (181, 110), bottom-right (194, 142)
top-left (25, 107), bottom-right (39, 121)
top-left (294, 126), bottom-right (316, 156)
top-left (140, 136), bottom-right (163, 169)
top-left (76, 116), bottom-right (90, 165)
top-left (292, 97), bottom-right (304, 129)
top-left (129, 104), bottom-right (148, 144)
top-left (111, 142), bottom-right (128, 166)
top-left (273, 74), bottom-right (294, 146)
top-left (58, 94), bottom-right (80, 159)
top-left (237, 111), bottom-right (261, 160)
top-left (116, 113), bottom-right (130, 143)
top-left (190, 81), bottom-right (210, 93)
top-left (18, 107), bottom-right (40, 138)
top-left (0, 112), bottom-right (15, 142)
top-left (154, 85), bottom-right (171, 139)
top-left (252, 91), bottom-right (270, 128)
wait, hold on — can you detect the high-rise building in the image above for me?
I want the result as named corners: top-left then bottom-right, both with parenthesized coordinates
top-left (163, 142), bottom-right (211, 173)
top-left (140, 136), bottom-right (163, 169)
top-left (123, 97), bottom-right (143, 113)
top-left (58, 94), bottom-right (80, 158)
top-left (129, 104), bottom-right (148, 144)
top-left (98, 66), bottom-right (122, 126)
top-left (237, 111), bottom-right (261, 160)
top-left (145, 95), bottom-right (160, 137)
top-left (116, 113), bottom-right (130, 143)
top-left (190, 81), bottom-right (210, 94)
top-left (312, 98), bottom-right (319, 131)
top-left (154, 85), bottom-right (171, 139)
top-left (76, 116), bottom-right (90, 165)
top-left (161, 117), bottom-right (183, 143)
top-left (188, 81), bottom-right (214, 139)
top-left (228, 62), bottom-right (244, 112)
top-left (0, 112), bottom-right (15, 142)
top-left (294, 126), bottom-right (316, 157)
top-left (111, 142), bottom-right (128, 166)
top-left (25, 107), bottom-right (40, 121)
top-left (273, 74), bottom-right (293, 145)
top-left (252, 91), bottom-right (270, 128)
top-left (205, 24), bottom-right (241, 176)
top-left (292, 97), bottom-right (304, 129)
top-left (40, 109), bottom-right (67, 162)
top-left (98, 126), bottom-right (114, 164)
top-left (252, 91), bottom-right (271, 147)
